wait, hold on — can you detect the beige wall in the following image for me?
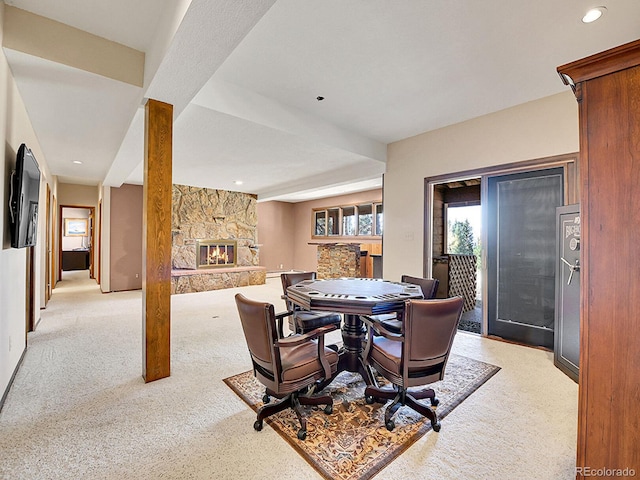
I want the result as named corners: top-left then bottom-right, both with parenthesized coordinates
top-left (57, 183), bottom-right (100, 206)
top-left (0, 2), bottom-right (54, 401)
top-left (256, 201), bottom-right (295, 271)
top-left (383, 91), bottom-right (579, 281)
top-left (109, 184), bottom-right (142, 291)
top-left (258, 189), bottom-right (383, 272)
top-left (292, 189), bottom-right (382, 272)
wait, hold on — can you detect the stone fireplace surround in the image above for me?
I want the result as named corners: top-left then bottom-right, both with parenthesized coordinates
top-left (171, 185), bottom-right (265, 294)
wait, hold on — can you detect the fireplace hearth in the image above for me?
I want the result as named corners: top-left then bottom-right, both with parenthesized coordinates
top-left (197, 240), bottom-right (237, 268)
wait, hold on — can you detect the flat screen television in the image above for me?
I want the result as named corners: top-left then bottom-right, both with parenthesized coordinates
top-left (9, 143), bottom-right (41, 248)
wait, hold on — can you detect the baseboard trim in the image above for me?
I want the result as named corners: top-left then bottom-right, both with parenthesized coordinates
top-left (0, 347), bottom-right (27, 414)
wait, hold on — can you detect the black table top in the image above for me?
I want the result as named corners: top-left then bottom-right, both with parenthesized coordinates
top-left (286, 277), bottom-right (423, 315)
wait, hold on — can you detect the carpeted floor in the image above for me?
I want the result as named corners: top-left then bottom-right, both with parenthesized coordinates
top-left (0, 271), bottom-right (579, 479)
top-left (225, 354), bottom-right (500, 480)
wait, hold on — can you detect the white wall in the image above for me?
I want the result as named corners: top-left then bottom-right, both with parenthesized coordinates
top-left (0, 2), bottom-right (53, 401)
top-left (383, 91), bottom-right (579, 281)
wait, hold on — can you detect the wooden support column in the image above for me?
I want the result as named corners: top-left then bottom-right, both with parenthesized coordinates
top-left (142, 99), bottom-right (173, 382)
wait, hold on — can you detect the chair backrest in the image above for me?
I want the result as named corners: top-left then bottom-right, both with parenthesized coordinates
top-left (401, 275), bottom-right (439, 299)
top-left (281, 271), bottom-right (316, 292)
top-left (403, 296), bottom-right (464, 384)
top-left (235, 293), bottom-right (280, 375)
top-left (281, 272), bottom-right (317, 309)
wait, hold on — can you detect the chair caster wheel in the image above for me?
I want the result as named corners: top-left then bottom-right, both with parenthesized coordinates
top-left (385, 419), bottom-right (395, 431)
top-left (254, 420), bottom-right (263, 431)
top-left (297, 429), bottom-right (307, 440)
top-left (262, 394), bottom-right (270, 404)
top-left (324, 404), bottom-right (333, 415)
top-left (430, 397), bottom-right (439, 407)
top-left (365, 395), bottom-right (375, 404)
top-left (432, 421), bottom-right (441, 432)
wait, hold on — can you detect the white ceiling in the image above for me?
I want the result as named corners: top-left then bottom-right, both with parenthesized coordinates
top-left (4, 0), bottom-right (640, 202)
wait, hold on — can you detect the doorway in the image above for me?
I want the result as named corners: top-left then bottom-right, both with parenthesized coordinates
top-left (431, 179), bottom-right (482, 334)
top-left (425, 153), bottom-right (579, 347)
top-left (59, 205), bottom-right (95, 280)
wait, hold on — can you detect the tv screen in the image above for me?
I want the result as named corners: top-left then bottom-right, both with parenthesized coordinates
top-left (10, 144), bottom-right (41, 248)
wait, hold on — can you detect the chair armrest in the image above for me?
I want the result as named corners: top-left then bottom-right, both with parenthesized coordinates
top-left (275, 324), bottom-right (338, 347)
top-left (361, 315), bottom-right (403, 368)
top-left (361, 315), bottom-right (404, 341)
top-left (275, 310), bottom-right (294, 320)
top-left (275, 310), bottom-right (294, 338)
top-left (275, 324), bottom-right (337, 379)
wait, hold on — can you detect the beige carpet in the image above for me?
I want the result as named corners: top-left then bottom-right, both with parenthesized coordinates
top-left (0, 271), bottom-right (579, 479)
top-left (225, 354), bottom-right (500, 480)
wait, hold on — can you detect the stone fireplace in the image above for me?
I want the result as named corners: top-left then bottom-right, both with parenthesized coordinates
top-left (171, 185), bottom-right (265, 293)
top-left (197, 240), bottom-right (237, 268)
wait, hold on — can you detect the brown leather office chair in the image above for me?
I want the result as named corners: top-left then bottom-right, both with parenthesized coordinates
top-left (235, 293), bottom-right (339, 440)
top-left (363, 275), bottom-right (440, 334)
top-left (280, 272), bottom-right (342, 335)
top-left (362, 296), bottom-right (464, 432)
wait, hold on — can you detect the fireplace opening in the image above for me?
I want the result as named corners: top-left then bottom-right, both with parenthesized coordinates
top-left (197, 240), bottom-right (237, 268)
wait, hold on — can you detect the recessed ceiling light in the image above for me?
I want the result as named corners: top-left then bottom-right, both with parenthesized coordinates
top-left (73, 160), bottom-right (82, 164)
top-left (582, 6), bottom-right (607, 23)
top-left (234, 180), bottom-right (243, 185)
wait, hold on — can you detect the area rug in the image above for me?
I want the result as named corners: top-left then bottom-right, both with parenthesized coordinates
top-left (224, 354), bottom-right (500, 480)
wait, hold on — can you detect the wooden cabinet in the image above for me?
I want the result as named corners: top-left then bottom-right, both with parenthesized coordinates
top-left (62, 250), bottom-right (90, 271)
top-left (359, 243), bottom-right (382, 278)
top-left (557, 39), bottom-right (640, 476)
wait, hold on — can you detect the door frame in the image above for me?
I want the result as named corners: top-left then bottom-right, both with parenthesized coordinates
top-left (58, 204), bottom-right (96, 280)
top-left (424, 153), bottom-right (579, 338)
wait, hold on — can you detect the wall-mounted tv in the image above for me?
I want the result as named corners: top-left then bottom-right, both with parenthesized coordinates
top-left (9, 143), bottom-right (41, 248)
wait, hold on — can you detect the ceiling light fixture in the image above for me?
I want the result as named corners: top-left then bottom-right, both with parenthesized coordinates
top-left (582, 6), bottom-right (607, 23)
top-left (73, 160), bottom-right (83, 164)
top-left (234, 180), bottom-right (243, 185)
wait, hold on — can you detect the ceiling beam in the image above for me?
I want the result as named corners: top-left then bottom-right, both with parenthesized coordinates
top-left (3, 6), bottom-right (144, 87)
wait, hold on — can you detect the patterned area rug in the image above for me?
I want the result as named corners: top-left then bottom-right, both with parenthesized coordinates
top-left (224, 354), bottom-right (500, 480)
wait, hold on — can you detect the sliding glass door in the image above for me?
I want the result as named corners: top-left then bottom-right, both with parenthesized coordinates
top-left (486, 168), bottom-right (563, 348)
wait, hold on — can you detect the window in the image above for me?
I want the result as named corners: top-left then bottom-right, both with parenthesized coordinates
top-left (375, 204), bottom-right (383, 236)
top-left (342, 206), bottom-right (356, 235)
top-left (314, 211), bottom-right (326, 236)
top-left (312, 202), bottom-right (383, 238)
top-left (445, 204), bottom-right (481, 256)
top-left (358, 204), bottom-right (373, 235)
top-left (327, 208), bottom-right (340, 236)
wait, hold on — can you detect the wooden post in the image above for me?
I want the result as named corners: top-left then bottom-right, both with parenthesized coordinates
top-left (142, 99), bottom-right (172, 382)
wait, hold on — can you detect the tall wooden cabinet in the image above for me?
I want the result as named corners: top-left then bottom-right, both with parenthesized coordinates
top-left (557, 40), bottom-right (640, 476)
